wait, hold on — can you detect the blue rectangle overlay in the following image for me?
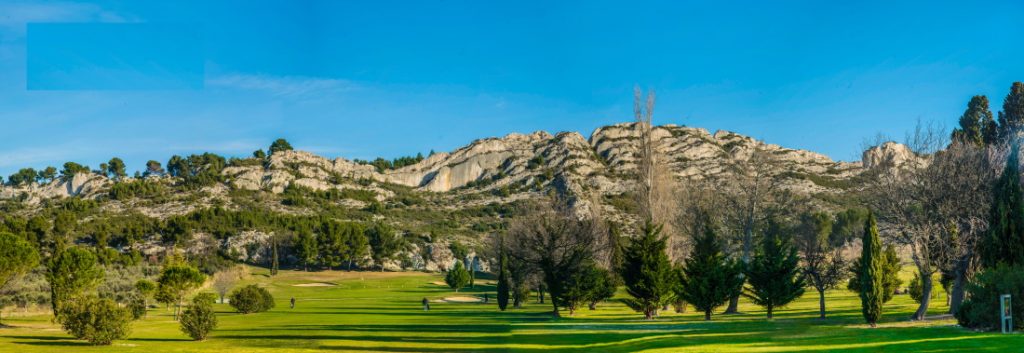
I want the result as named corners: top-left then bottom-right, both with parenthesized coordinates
top-left (27, 23), bottom-right (203, 90)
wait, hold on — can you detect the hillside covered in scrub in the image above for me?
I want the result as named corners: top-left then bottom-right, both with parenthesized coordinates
top-left (0, 122), bottom-right (911, 274)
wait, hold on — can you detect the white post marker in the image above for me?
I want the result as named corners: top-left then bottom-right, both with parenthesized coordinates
top-left (1001, 294), bottom-right (1012, 334)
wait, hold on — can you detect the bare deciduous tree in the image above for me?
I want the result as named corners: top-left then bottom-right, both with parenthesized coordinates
top-left (633, 87), bottom-right (682, 260)
top-left (869, 119), bottom-right (955, 321)
top-left (795, 212), bottom-right (849, 319)
top-left (212, 266), bottom-right (246, 304)
top-left (927, 140), bottom-right (1002, 314)
top-left (720, 145), bottom-right (794, 313)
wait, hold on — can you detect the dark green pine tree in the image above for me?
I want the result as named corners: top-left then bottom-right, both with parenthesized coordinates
top-left (743, 221), bottom-right (806, 319)
top-left (676, 226), bottom-right (744, 321)
top-left (980, 143), bottom-right (1024, 268)
top-left (620, 222), bottom-right (675, 320)
top-left (858, 212), bottom-right (885, 327)
top-left (496, 248), bottom-right (511, 311)
top-left (998, 82), bottom-right (1024, 138)
top-left (952, 95), bottom-right (995, 146)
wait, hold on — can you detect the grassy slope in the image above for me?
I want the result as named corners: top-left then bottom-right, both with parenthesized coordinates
top-left (1, 267), bottom-right (1021, 353)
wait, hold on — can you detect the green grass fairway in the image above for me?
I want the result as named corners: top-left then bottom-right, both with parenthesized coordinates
top-left (1, 267), bottom-right (1021, 352)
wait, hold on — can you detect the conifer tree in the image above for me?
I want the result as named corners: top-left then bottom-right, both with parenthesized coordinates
top-left (47, 247), bottom-right (104, 322)
top-left (980, 143), bottom-right (1024, 268)
top-left (270, 236), bottom-right (279, 276)
top-left (743, 221), bottom-right (806, 319)
top-left (496, 248), bottom-right (510, 311)
top-left (952, 95), bottom-right (995, 146)
top-left (676, 226), bottom-right (743, 321)
top-left (295, 231), bottom-right (317, 271)
top-left (620, 222), bottom-right (674, 320)
top-left (880, 245), bottom-right (903, 303)
top-left (848, 244), bottom-right (902, 304)
top-left (858, 212), bottom-right (884, 327)
top-left (445, 261), bottom-right (471, 292)
top-left (999, 82), bottom-right (1024, 138)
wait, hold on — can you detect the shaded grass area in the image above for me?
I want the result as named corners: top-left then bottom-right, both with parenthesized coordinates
top-left (1, 267), bottom-right (1021, 352)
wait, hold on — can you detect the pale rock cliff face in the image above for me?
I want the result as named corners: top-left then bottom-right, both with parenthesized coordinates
top-left (210, 123), bottom-right (873, 199)
top-left (0, 172), bottom-right (109, 203)
top-left (222, 230), bottom-right (273, 263)
top-left (862, 141), bottom-right (925, 170)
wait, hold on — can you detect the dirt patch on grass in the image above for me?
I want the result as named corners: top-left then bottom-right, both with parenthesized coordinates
top-left (292, 282), bottom-right (337, 287)
top-left (441, 296), bottom-right (483, 303)
top-left (431, 281), bottom-right (448, 286)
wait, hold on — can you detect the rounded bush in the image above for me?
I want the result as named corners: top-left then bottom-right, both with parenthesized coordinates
top-left (180, 295), bottom-right (218, 341)
top-left (229, 285), bottom-right (275, 314)
top-left (59, 296), bottom-right (133, 345)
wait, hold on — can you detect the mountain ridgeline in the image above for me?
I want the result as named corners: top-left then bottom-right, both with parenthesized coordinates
top-left (0, 123), bottom-right (911, 273)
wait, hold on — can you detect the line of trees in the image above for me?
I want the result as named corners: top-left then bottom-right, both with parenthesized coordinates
top-left (488, 85), bottom-right (1024, 324)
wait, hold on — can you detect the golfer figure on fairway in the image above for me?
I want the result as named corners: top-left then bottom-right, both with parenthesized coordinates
top-left (290, 297), bottom-right (295, 309)
top-left (422, 297), bottom-right (430, 311)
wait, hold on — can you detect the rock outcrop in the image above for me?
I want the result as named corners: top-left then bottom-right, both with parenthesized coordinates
top-left (862, 141), bottom-right (925, 170)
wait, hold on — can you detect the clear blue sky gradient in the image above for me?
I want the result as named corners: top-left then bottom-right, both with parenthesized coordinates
top-left (1, 0), bottom-right (1023, 176)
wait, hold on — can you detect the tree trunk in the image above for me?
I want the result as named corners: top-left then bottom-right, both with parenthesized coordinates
top-left (766, 305), bottom-right (773, 319)
top-left (645, 308), bottom-right (655, 320)
top-left (539, 288), bottom-right (545, 304)
top-left (818, 289), bottom-right (827, 319)
top-left (725, 294), bottom-right (740, 314)
top-left (551, 301), bottom-right (560, 318)
top-left (589, 301), bottom-right (597, 310)
top-left (912, 272), bottom-right (933, 320)
top-left (704, 310), bottom-right (712, 321)
top-left (726, 226), bottom-right (751, 315)
top-left (950, 256), bottom-right (970, 314)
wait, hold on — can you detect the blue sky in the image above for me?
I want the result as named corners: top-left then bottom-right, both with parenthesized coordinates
top-left (1, 0), bottom-right (1023, 176)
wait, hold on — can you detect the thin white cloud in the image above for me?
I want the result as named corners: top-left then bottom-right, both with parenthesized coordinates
top-left (206, 73), bottom-right (360, 97)
top-left (0, 141), bottom-right (105, 169)
top-left (0, 1), bottom-right (136, 31)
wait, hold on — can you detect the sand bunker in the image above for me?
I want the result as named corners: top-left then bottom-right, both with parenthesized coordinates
top-left (442, 296), bottom-right (483, 303)
top-left (431, 281), bottom-right (448, 286)
top-left (292, 282), bottom-right (337, 287)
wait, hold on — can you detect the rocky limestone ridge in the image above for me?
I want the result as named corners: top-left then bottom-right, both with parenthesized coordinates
top-left (1, 122), bottom-right (903, 205)
top-left (0, 122), bottom-right (921, 272)
top-left (219, 123), bottom-right (868, 196)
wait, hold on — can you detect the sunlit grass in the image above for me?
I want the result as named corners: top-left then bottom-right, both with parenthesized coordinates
top-left (1, 266), bottom-right (1020, 352)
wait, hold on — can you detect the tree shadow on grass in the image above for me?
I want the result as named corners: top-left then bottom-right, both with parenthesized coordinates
top-left (6, 335), bottom-right (91, 347)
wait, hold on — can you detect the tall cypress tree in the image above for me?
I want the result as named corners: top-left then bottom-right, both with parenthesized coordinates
top-left (980, 143), bottom-right (1024, 268)
top-left (743, 221), bottom-right (806, 319)
top-left (999, 82), bottom-right (1024, 138)
top-left (621, 222), bottom-right (674, 320)
top-left (676, 226), bottom-right (743, 321)
top-left (858, 212), bottom-right (884, 327)
top-left (270, 236), bottom-right (279, 276)
top-left (496, 248), bottom-right (510, 311)
top-left (952, 95), bottom-right (995, 146)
